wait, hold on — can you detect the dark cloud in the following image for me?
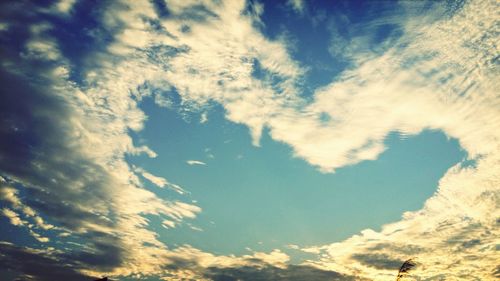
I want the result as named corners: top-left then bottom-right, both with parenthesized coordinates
top-left (444, 222), bottom-right (493, 252)
top-left (203, 264), bottom-right (357, 281)
top-left (0, 8), bottom-right (126, 275)
top-left (493, 265), bottom-right (500, 278)
top-left (0, 242), bottom-right (92, 281)
top-left (0, 1), bottom-right (204, 279)
top-left (1, 2), bottom-right (359, 280)
top-left (367, 242), bottom-right (424, 255)
top-left (60, 231), bottom-right (124, 271)
top-left (163, 256), bottom-right (201, 272)
top-left (169, 4), bottom-right (219, 22)
top-left (0, 62), bottom-right (126, 274)
top-left (351, 253), bottom-right (402, 270)
top-left (0, 63), bottom-right (116, 226)
top-left (460, 239), bottom-right (481, 249)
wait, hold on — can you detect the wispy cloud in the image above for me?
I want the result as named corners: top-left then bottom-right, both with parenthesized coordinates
top-left (200, 112), bottom-right (208, 124)
top-left (186, 160), bottom-right (207, 166)
top-left (135, 167), bottom-right (188, 195)
top-left (287, 0), bottom-right (305, 15)
top-left (96, 0), bottom-right (498, 279)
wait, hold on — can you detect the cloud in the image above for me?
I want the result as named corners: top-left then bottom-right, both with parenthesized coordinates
top-left (95, 0), bottom-right (498, 279)
top-left (2, 208), bottom-right (25, 226)
top-left (0, 242), bottom-right (92, 281)
top-left (0, 183), bottom-right (55, 231)
top-left (200, 112), bottom-right (209, 124)
top-left (140, 170), bottom-right (167, 187)
top-left (157, 246), bottom-right (357, 280)
top-left (0, 0), bottom-right (498, 280)
top-left (0, 0), bottom-right (200, 278)
top-left (0, 206), bottom-right (51, 243)
top-left (162, 220), bottom-right (176, 229)
top-left (287, 0), bottom-right (305, 15)
top-left (22, 34), bottom-right (61, 61)
top-left (350, 253), bottom-right (402, 270)
top-left (203, 264), bottom-right (356, 281)
top-left (53, 0), bottom-right (77, 14)
top-left (188, 224), bottom-right (203, 232)
top-left (135, 167), bottom-right (188, 194)
top-left (282, 1), bottom-right (499, 279)
top-left (186, 160), bottom-right (207, 166)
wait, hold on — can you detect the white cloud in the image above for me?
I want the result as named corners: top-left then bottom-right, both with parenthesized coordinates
top-left (97, 0), bottom-right (498, 279)
top-left (0, 183), bottom-right (55, 232)
top-left (186, 160), bottom-right (207, 166)
top-left (2, 208), bottom-right (24, 226)
top-left (23, 38), bottom-right (61, 61)
top-left (188, 224), bottom-right (203, 232)
top-left (138, 169), bottom-right (167, 187)
top-left (1, 208), bottom-right (51, 243)
top-left (277, 0), bottom-right (500, 279)
top-left (135, 167), bottom-right (188, 195)
top-left (244, 249), bottom-right (290, 269)
top-left (1, 0), bottom-right (497, 279)
top-left (200, 112), bottom-right (208, 124)
top-left (0, 1), bottom-right (202, 277)
top-left (54, 0), bottom-right (77, 14)
top-left (162, 220), bottom-right (176, 229)
top-left (87, 0), bottom-right (498, 278)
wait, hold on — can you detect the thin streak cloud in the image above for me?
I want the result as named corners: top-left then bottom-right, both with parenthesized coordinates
top-left (186, 160), bottom-right (207, 166)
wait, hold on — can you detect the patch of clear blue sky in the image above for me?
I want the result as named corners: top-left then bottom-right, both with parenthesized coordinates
top-left (128, 98), bottom-right (466, 258)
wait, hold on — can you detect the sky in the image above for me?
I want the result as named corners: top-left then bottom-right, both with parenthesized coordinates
top-left (0, 0), bottom-right (498, 280)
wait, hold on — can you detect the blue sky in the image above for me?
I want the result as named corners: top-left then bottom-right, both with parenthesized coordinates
top-left (131, 99), bottom-right (465, 256)
top-left (0, 0), bottom-right (498, 280)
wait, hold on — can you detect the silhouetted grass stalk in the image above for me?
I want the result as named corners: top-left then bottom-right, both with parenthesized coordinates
top-left (396, 258), bottom-right (416, 281)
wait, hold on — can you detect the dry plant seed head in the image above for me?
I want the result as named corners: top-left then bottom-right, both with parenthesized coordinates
top-left (396, 258), bottom-right (417, 281)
